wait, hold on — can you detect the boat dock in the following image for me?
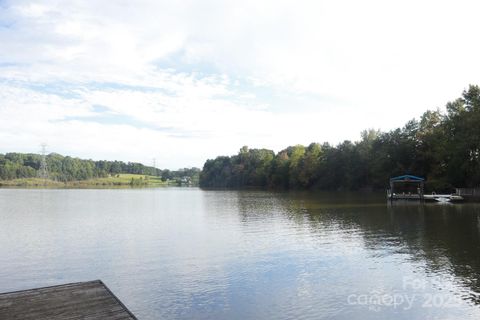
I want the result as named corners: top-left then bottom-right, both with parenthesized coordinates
top-left (386, 174), bottom-right (464, 202)
top-left (0, 280), bottom-right (137, 319)
top-left (387, 192), bottom-right (464, 202)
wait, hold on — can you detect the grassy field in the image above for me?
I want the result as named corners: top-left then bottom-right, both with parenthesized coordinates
top-left (0, 174), bottom-right (171, 188)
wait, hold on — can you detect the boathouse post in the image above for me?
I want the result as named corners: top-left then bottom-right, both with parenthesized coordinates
top-left (420, 180), bottom-right (425, 202)
top-left (389, 180), bottom-right (394, 202)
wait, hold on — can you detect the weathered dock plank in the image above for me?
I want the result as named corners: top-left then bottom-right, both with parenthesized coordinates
top-left (0, 280), bottom-right (137, 320)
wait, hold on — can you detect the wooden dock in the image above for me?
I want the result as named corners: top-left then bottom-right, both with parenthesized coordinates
top-left (0, 280), bottom-right (137, 320)
top-left (387, 192), bottom-right (464, 202)
top-left (386, 174), bottom-right (464, 203)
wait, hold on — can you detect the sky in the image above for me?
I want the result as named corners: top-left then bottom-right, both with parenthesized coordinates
top-left (1, 0), bottom-right (480, 169)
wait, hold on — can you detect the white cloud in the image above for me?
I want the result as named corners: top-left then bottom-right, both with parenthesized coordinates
top-left (1, 0), bottom-right (479, 168)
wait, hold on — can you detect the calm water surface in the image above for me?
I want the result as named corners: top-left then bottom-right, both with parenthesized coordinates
top-left (1, 188), bottom-right (480, 319)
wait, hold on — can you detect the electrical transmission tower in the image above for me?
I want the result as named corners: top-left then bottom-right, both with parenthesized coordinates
top-left (152, 158), bottom-right (157, 176)
top-left (38, 143), bottom-right (49, 182)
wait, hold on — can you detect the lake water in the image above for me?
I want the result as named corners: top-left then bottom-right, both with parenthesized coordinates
top-left (1, 188), bottom-right (480, 319)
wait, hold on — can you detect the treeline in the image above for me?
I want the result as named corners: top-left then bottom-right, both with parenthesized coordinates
top-left (200, 85), bottom-right (480, 191)
top-left (0, 152), bottom-right (200, 183)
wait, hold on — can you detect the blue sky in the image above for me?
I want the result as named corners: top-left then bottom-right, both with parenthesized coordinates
top-left (1, 0), bottom-right (480, 169)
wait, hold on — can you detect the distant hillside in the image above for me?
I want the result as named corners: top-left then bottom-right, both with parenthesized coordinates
top-left (0, 152), bottom-right (200, 186)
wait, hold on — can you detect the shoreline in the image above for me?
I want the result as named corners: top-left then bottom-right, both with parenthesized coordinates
top-left (0, 174), bottom-right (192, 189)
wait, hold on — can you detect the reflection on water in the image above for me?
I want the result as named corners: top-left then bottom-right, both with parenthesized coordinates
top-left (0, 189), bottom-right (480, 319)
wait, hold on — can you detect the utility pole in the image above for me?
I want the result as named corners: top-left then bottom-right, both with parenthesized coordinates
top-left (38, 143), bottom-right (49, 184)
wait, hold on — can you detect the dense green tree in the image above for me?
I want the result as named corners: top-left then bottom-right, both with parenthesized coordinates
top-left (444, 85), bottom-right (480, 187)
top-left (199, 85), bottom-right (480, 192)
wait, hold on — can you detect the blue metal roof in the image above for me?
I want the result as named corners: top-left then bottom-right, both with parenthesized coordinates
top-left (390, 174), bottom-right (425, 182)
